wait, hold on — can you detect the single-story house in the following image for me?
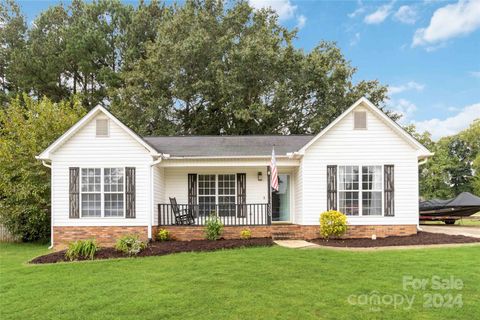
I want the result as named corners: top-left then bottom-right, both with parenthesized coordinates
top-left (37, 97), bottom-right (433, 248)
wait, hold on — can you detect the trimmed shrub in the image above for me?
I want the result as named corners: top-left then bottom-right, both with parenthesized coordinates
top-left (204, 212), bottom-right (223, 240)
top-left (240, 229), bottom-right (252, 239)
top-left (319, 210), bottom-right (348, 239)
top-left (115, 235), bottom-right (146, 256)
top-left (65, 239), bottom-right (98, 261)
top-left (157, 229), bottom-right (171, 241)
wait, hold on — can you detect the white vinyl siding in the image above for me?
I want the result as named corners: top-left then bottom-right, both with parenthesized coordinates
top-left (161, 167), bottom-right (269, 206)
top-left (300, 104), bottom-right (420, 226)
top-left (152, 166), bottom-right (165, 225)
top-left (51, 113), bottom-right (152, 227)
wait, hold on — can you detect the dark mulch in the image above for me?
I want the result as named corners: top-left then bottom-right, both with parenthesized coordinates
top-left (30, 238), bottom-right (273, 264)
top-left (311, 232), bottom-right (480, 248)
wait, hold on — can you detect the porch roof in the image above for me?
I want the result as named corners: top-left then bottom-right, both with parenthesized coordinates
top-left (143, 135), bottom-right (314, 157)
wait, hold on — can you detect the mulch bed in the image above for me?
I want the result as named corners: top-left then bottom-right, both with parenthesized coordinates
top-left (311, 232), bottom-right (480, 248)
top-left (30, 238), bottom-right (273, 264)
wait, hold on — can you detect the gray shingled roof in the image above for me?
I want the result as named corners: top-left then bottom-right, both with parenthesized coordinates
top-left (142, 135), bottom-right (314, 157)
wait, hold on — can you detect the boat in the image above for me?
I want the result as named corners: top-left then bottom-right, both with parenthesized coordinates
top-left (419, 192), bottom-right (480, 224)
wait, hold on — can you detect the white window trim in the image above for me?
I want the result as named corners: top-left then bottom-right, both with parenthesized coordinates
top-left (197, 174), bottom-right (237, 214)
top-left (337, 165), bottom-right (384, 217)
top-left (79, 167), bottom-right (126, 218)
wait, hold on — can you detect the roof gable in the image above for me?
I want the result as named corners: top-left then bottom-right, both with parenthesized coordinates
top-left (37, 106), bottom-right (159, 160)
top-left (298, 97), bottom-right (433, 159)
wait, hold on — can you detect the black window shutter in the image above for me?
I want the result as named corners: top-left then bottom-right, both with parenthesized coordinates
top-left (236, 173), bottom-right (247, 218)
top-left (69, 167), bottom-right (80, 218)
top-left (125, 167), bottom-right (136, 218)
top-left (188, 174), bottom-right (197, 206)
top-left (327, 165), bottom-right (337, 211)
top-left (384, 165), bottom-right (394, 216)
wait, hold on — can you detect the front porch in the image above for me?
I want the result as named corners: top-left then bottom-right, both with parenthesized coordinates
top-left (155, 161), bottom-right (299, 226)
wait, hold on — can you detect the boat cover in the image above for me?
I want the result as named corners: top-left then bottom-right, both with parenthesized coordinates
top-left (420, 192), bottom-right (480, 217)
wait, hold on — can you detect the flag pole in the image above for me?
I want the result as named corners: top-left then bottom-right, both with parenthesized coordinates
top-left (268, 145), bottom-right (275, 224)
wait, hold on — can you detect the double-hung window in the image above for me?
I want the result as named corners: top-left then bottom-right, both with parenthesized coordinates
top-left (338, 165), bottom-right (383, 216)
top-left (361, 166), bottom-right (382, 216)
top-left (198, 174), bottom-right (216, 216)
top-left (81, 168), bottom-right (102, 217)
top-left (80, 168), bottom-right (124, 217)
top-left (218, 174), bottom-right (236, 216)
top-left (104, 168), bottom-right (124, 217)
top-left (338, 166), bottom-right (360, 216)
top-left (198, 174), bottom-right (236, 216)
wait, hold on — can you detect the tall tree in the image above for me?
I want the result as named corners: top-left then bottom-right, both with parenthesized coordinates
top-left (407, 120), bottom-right (480, 199)
top-left (0, 95), bottom-right (85, 241)
top-left (0, 0), bottom-right (27, 104)
top-left (111, 0), bottom-right (390, 135)
top-left (2, 0), bottom-right (391, 134)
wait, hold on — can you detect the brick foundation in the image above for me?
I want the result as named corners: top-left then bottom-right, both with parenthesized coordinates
top-left (53, 224), bottom-right (416, 249)
top-left (153, 224), bottom-right (417, 241)
top-left (53, 226), bottom-right (148, 249)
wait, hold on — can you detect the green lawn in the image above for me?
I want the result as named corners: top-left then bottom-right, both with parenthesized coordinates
top-left (1, 243), bottom-right (479, 320)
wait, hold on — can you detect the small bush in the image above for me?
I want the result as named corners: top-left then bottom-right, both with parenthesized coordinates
top-left (319, 210), bottom-right (348, 239)
top-left (115, 234), bottom-right (146, 256)
top-left (65, 239), bottom-right (98, 261)
top-left (157, 229), bottom-right (170, 241)
top-left (204, 212), bottom-right (223, 240)
top-left (240, 229), bottom-right (252, 239)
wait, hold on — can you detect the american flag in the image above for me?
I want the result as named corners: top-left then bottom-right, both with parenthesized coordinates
top-left (270, 147), bottom-right (279, 191)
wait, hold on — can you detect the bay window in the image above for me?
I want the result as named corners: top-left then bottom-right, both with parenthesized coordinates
top-left (338, 165), bottom-right (383, 216)
top-left (80, 168), bottom-right (125, 217)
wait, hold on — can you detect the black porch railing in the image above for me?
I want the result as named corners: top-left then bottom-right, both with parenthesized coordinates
top-left (158, 203), bottom-right (271, 226)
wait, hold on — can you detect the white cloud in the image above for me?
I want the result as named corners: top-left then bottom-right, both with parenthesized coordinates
top-left (394, 5), bottom-right (417, 24)
top-left (413, 103), bottom-right (480, 140)
top-left (348, 7), bottom-right (365, 18)
top-left (350, 32), bottom-right (361, 46)
top-left (348, 0), bottom-right (365, 18)
top-left (412, 0), bottom-right (480, 47)
top-left (390, 99), bottom-right (418, 123)
top-left (469, 71), bottom-right (480, 78)
top-left (364, 2), bottom-right (394, 24)
top-left (249, 0), bottom-right (297, 20)
top-left (296, 14), bottom-right (307, 29)
top-left (389, 81), bottom-right (425, 95)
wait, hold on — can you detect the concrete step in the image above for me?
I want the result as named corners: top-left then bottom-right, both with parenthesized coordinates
top-left (272, 232), bottom-right (298, 240)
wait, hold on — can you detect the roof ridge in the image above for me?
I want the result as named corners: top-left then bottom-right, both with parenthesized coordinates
top-left (143, 134), bottom-right (314, 138)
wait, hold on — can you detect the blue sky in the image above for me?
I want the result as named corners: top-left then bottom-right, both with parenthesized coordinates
top-left (17, 0), bottom-right (480, 139)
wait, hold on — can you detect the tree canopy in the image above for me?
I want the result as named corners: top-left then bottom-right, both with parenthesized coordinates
top-left (1, 0), bottom-right (391, 135)
top-left (406, 121), bottom-right (480, 199)
top-left (0, 95), bottom-right (85, 241)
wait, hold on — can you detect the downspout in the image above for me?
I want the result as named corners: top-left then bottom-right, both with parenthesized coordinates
top-left (149, 156), bottom-right (164, 241)
top-left (40, 159), bottom-right (54, 249)
top-left (417, 157), bottom-right (429, 231)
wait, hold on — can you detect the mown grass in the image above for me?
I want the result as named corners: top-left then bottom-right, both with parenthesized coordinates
top-left (1, 242), bottom-right (479, 319)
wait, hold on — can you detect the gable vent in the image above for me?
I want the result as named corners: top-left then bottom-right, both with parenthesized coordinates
top-left (354, 111), bottom-right (367, 130)
top-left (96, 119), bottom-right (109, 137)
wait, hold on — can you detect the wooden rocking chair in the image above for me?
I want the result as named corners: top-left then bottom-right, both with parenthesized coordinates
top-left (169, 197), bottom-right (195, 225)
